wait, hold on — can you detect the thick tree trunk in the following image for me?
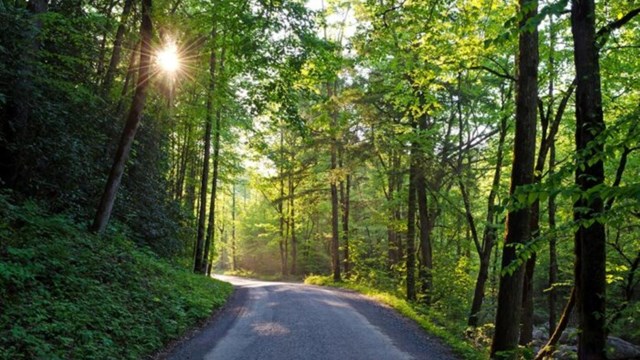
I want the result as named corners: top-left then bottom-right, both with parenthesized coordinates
top-left (102, 0), bottom-right (133, 94)
top-left (90, 0), bottom-right (153, 234)
top-left (571, 0), bottom-right (607, 358)
top-left (490, 0), bottom-right (538, 356)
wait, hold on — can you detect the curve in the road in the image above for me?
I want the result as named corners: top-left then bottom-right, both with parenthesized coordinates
top-left (164, 275), bottom-right (458, 360)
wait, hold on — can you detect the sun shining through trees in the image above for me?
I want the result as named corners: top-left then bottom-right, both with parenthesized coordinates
top-left (157, 41), bottom-right (180, 74)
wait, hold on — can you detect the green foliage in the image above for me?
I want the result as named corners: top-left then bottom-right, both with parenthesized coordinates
top-left (0, 195), bottom-right (232, 359)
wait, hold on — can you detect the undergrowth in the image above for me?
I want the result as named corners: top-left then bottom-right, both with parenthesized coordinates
top-left (304, 274), bottom-right (488, 360)
top-left (0, 195), bottom-right (233, 359)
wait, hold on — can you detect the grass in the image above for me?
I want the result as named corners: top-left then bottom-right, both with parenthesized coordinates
top-left (0, 196), bottom-right (233, 359)
top-left (304, 274), bottom-right (488, 360)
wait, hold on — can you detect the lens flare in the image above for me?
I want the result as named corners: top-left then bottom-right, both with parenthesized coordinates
top-left (157, 42), bottom-right (179, 73)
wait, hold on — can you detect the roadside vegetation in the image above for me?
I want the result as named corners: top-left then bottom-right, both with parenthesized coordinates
top-left (0, 195), bottom-right (232, 360)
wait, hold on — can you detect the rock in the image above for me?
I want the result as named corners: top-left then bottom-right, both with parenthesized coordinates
top-left (559, 327), bottom-right (579, 346)
top-left (608, 336), bottom-right (640, 360)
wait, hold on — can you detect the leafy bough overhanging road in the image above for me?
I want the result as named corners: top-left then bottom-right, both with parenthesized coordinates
top-left (164, 275), bottom-right (458, 360)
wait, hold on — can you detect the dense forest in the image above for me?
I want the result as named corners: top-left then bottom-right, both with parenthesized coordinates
top-left (1, 0), bottom-right (639, 358)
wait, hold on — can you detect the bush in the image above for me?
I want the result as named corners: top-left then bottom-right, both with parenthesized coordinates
top-left (0, 195), bottom-right (233, 359)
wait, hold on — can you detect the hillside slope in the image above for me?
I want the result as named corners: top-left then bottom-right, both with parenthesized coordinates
top-left (0, 195), bottom-right (232, 359)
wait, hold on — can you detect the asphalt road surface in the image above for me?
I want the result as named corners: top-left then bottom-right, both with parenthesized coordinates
top-left (164, 275), bottom-right (458, 360)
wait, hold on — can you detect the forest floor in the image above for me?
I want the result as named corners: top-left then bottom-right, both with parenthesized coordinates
top-left (161, 275), bottom-right (459, 360)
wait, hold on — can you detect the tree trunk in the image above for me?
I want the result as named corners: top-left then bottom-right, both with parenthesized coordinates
top-left (115, 39), bottom-right (139, 114)
top-left (548, 141), bottom-right (558, 333)
top-left (416, 115), bottom-right (433, 302)
top-left (340, 166), bottom-right (351, 276)
top-left (102, 0), bottom-right (133, 94)
top-left (90, 0), bottom-right (153, 234)
top-left (571, 0), bottom-right (607, 358)
top-left (290, 159), bottom-right (297, 275)
top-left (95, 0), bottom-right (117, 86)
top-left (406, 127), bottom-right (418, 301)
top-left (535, 287), bottom-right (575, 360)
top-left (193, 27), bottom-right (217, 272)
top-left (203, 108), bottom-right (222, 275)
top-left (330, 144), bottom-right (341, 282)
top-left (278, 127), bottom-right (288, 277)
top-left (468, 115), bottom-right (507, 327)
top-left (231, 182), bottom-right (237, 271)
top-left (490, 0), bottom-right (538, 356)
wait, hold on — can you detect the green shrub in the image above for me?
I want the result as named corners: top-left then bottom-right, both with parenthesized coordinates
top-left (0, 195), bottom-right (233, 359)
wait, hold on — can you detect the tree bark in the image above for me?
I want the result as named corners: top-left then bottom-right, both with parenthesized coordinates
top-left (231, 182), bottom-right (237, 271)
top-left (203, 108), bottom-right (222, 275)
top-left (193, 27), bottom-right (217, 272)
top-left (102, 0), bottom-right (134, 94)
top-left (290, 156), bottom-right (297, 275)
top-left (406, 125), bottom-right (418, 301)
top-left (90, 0), bottom-right (153, 234)
top-left (490, 0), bottom-right (538, 356)
top-left (571, 0), bottom-right (607, 358)
top-left (468, 114), bottom-right (507, 327)
top-left (548, 141), bottom-right (558, 333)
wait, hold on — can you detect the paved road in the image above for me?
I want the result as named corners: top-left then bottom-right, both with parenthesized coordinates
top-left (164, 275), bottom-right (458, 360)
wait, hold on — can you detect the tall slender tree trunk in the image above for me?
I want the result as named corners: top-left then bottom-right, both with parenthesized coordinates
top-left (406, 125), bottom-right (418, 301)
top-left (415, 114), bottom-right (433, 302)
top-left (468, 115), bottom-right (507, 327)
top-left (96, 0), bottom-right (117, 85)
top-left (115, 39), bottom-right (139, 114)
top-left (548, 141), bottom-right (558, 332)
top-left (290, 160), bottom-right (297, 275)
top-left (339, 144), bottom-right (351, 277)
top-left (490, 0), bottom-right (538, 356)
top-left (387, 151), bottom-right (400, 267)
top-left (330, 142), bottom-right (341, 282)
top-left (203, 108), bottom-right (222, 275)
top-left (231, 182), bottom-right (237, 271)
top-left (102, 0), bottom-right (134, 94)
top-left (90, 0), bottom-right (153, 234)
top-left (203, 43), bottom-right (225, 275)
top-left (278, 127), bottom-right (288, 277)
top-left (193, 27), bottom-right (217, 272)
top-left (571, 0), bottom-right (607, 358)
top-left (547, 15), bottom-right (558, 333)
